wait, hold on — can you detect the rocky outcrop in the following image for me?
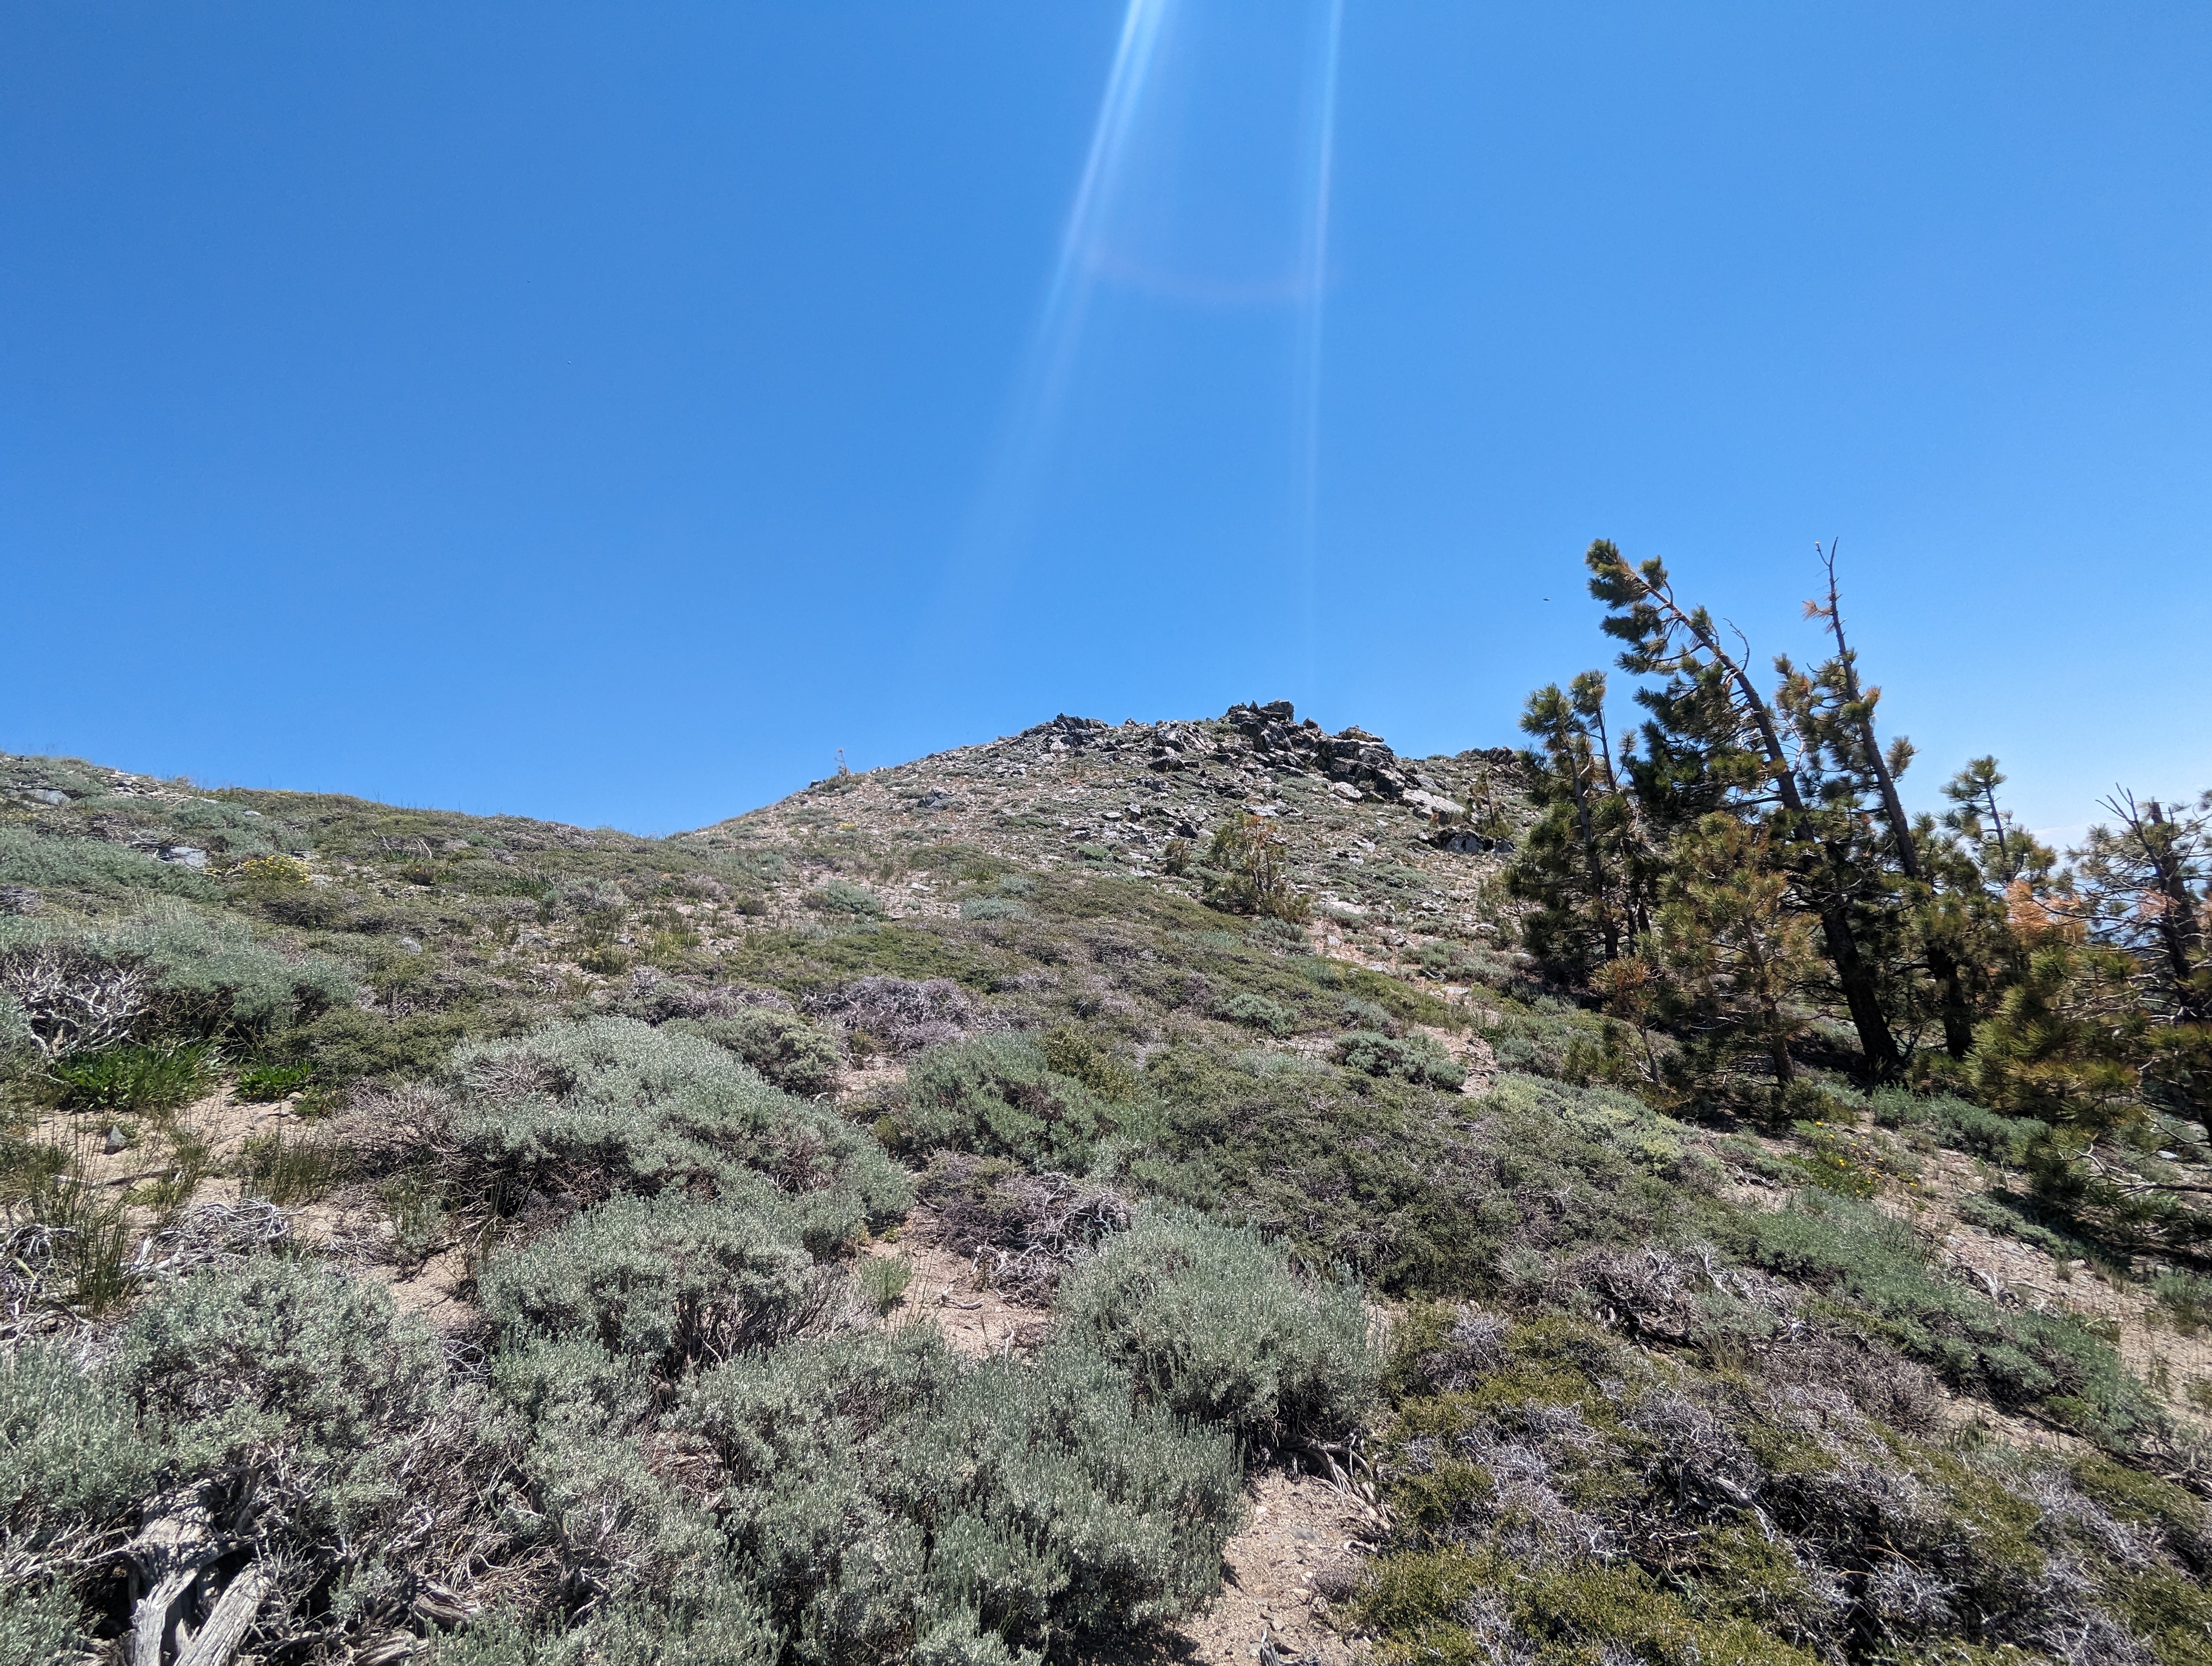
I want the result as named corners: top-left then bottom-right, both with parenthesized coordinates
top-left (1219, 701), bottom-right (1468, 809)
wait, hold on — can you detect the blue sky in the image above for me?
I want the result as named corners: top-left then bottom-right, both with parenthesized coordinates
top-left (4, 3), bottom-right (2207, 837)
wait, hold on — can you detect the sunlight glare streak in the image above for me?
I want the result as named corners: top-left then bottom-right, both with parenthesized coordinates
top-left (966, 0), bottom-right (1173, 565)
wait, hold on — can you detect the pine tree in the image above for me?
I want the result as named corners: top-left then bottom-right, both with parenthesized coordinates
top-left (1584, 541), bottom-right (1903, 1079)
top-left (1786, 544), bottom-right (1977, 1059)
top-left (1652, 812), bottom-right (1822, 1103)
top-left (1508, 671), bottom-right (1654, 977)
top-left (2070, 790), bottom-right (2212, 1132)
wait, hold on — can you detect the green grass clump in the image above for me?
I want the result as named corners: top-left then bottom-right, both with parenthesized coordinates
top-left (48, 1041), bottom-right (213, 1114)
top-left (856, 1254), bottom-right (911, 1315)
top-left (239, 1129), bottom-right (346, 1204)
top-left (235, 1059), bottom-right (314, 1101)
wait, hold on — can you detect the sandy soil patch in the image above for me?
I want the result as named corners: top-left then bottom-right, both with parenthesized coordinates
top-left (864, 1222), bottom-right (1052, 1357)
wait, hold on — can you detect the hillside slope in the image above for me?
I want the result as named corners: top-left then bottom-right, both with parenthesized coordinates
top-left (3, 710), bottom-right (2209, 1666)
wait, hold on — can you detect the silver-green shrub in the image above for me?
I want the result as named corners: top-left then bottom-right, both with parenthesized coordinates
top-left (0, 826), bottom-right (217, 902)
top-left (441, 1018), bottom-right (908, 1232)
top-left (903, 1035), bottom-right (1116, 1170)
top-left (489, 1336), bottom-right (724, 1606)
top-left (1332, 1028), bottom-right (1466, 1090)
top-left (100, 1259), bottom-right (514, 1650)
top-left (0, 904), bottom-right (353, 1056)
top-left (0, 1584), bottom-right (85, 1666)
top-left (480, 1194), bottom-right (819, 1365)
top-left (668, 1009), bottom-right (841, 1098)
top-left (1054, 1205), bottom-right (1379, 1449)
top-left (0, 1345), bottom-right (156, 1532)
top-left (119, 1259), bottom-right (450, 1514)
top-left (673, 1324), bottom-right (1240, 1661)
top-left (111, 902), bottom-right (355, 1029)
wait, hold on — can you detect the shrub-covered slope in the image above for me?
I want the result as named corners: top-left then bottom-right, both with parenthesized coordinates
top-left (2, 709), bottom-right (2209, 1666)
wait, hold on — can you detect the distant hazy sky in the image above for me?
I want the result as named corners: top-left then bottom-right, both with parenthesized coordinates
top-left (4, 4), bottom-right (2207, 836)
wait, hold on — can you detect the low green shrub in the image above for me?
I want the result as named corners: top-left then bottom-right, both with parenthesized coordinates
top-left (902, 1033), bottom-right (1118, 1170)
top-left (1054, 1205), bottom-right (1379, 1448)
top-left (1248, 916), bottom-right (1310, 953)
top-left (674, 1324), bottom-right (1242, 1658)
top-left (488, 1334), bottom-right (724, 1603)
top-left (1339, 996), bottom-right (1398, 1034)
top-left (2151, 1267), bottom-right (2212, 1336)
top-left (1956, 1188), bottom-right (2089, 1261)
top-left (1334, 1030), bottom-right (1466, 1090)
top-left (480, 1193), bottom-right (817, 1367)
top-left (1217, 991), bottom-right (1295, 1035)
top-left (1726, 1189), bottom-right (2147, 1441)
top-left (433, 1017), bottom-right (908, 1229)
top-left (1870, 1088), bottom-right (2043, 1165)
top-left (1477, 995), bottom-right (1610, 1080)
top-left (1123, 1042), bottom-right (1678, 1294)
top-left (806, 880), bottom-right (885, 918)
top-left (1477, 1072), bottom-right (1685, 1169)
top-left (669, 1009), bottom-right (841, 1098)
top-left (280, 1007), bottom-right (470, 1085)
top-left (1037, 1022), bottom-right (1141, 1101)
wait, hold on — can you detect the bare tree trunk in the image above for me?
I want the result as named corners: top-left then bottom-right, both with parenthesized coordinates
top-left (1816, 544), bottom-right (1973, 1058)
top-left (176, 1565), bottom-right (273, 1666)
top-left (1705, 623), bottom-right (1902, 1082)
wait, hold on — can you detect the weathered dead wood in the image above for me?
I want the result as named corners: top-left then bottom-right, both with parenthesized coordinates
top-left (123, 1492), bottom-right (218, 1666)
top-left (175, 1564), bottom-right (273, 1666)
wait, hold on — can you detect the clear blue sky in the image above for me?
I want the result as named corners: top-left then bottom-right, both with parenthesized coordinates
top-left (4, 3), bottom-right (2207, 837)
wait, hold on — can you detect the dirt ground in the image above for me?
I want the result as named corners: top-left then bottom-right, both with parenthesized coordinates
top-left (863, 1221), bottom-right (1054, 1357)
top-left (1160, 1470), bottom-right (1379, 1666)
